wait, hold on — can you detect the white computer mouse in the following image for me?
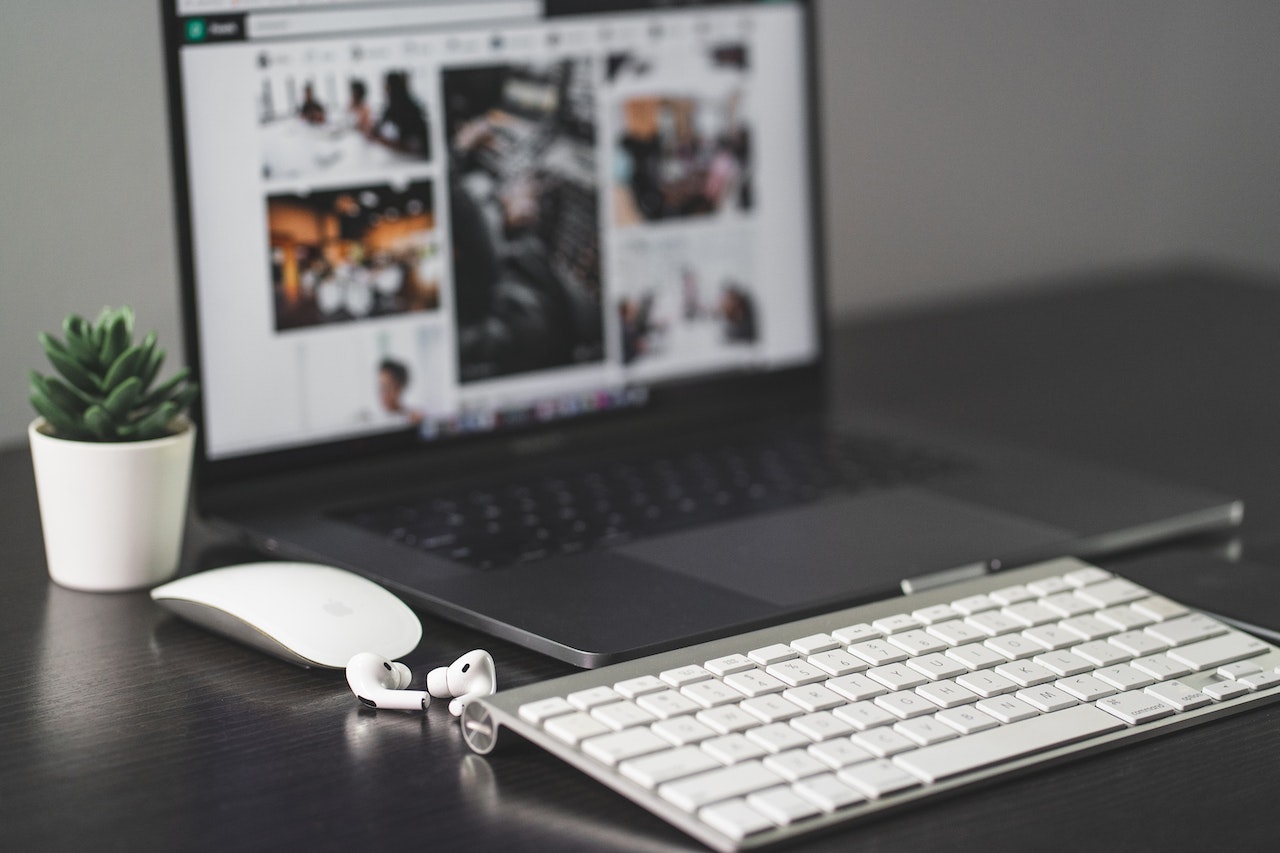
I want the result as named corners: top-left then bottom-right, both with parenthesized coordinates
top-left (151, 562), bottom-right (423, 668)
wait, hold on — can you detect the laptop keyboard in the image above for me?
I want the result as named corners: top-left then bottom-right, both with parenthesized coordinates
top-left (339, 430), bottom-right (963, 569)
top-left (459, 557), bottom-right (1280, 851)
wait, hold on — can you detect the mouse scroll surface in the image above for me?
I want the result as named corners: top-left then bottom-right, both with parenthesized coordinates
top-left (151, 562), bottom-right (423, 668)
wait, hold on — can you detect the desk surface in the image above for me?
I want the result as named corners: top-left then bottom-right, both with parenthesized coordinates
top-left (4, 263), bottom-right (1279, 851)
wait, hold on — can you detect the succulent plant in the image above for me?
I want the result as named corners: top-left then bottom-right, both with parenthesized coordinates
top-left (29, 307), bottom-right (198, 442)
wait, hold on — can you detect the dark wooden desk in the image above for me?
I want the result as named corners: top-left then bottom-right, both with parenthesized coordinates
top-left (4, 263), bottom-right (1278, 851)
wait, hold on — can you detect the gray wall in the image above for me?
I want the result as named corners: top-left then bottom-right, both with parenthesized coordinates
top-left (3, 1), bottom-right (1279, 447)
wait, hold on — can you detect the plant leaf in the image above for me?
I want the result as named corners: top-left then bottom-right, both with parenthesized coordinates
top-left (102, 376), bottom-right (144, 419)
top-left (139, 367), bottom-right (191, 408)
top-left (123, 401), bottom-right (179, 441)
top-left (30, 387), bottom-right (94, 440)
top-left (83, 405), bottom-right (117, 441)
top-left (100, 310), bottom-right (134, 367)
top-left (138, 334), bottom-right (163, 390)
top-left (103, 345), bottom-right (145, 392)
top-left (40, 333), bottom-right (103, 396)
top-left (29, 372), bottom-right (90, 417)
top-left (62, 315), bottom-right (101, 371)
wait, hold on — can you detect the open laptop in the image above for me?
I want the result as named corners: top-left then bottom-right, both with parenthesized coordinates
top-left (159, 0), bottom-right (1240, 668)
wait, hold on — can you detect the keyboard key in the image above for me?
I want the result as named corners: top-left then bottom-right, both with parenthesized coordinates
top-left (698, 799), bottom-right (775, 840)
top-left (749, 643), bottom-right (799, 666)
top-left (704, 654), bottom-right (755, 676)
top-left (950, 594), bottom-right (999, 615)
top-left (741, 693), bottom-right (805, 724)
top-left (1108, 630), bottom-right (1170, 657)
top-left (1095, 691), bottom-right (1176, 725)
top-left (807, 649), bottom-right (867, 676)
top-left (833, 701), bottom-right (897, 731)
top-left (784, 684), bottom-right (846, 713)
top-left (1040, 592), bottom-right (1096, 618)
top-left (790, 711), bottom-right (854, 741)
top-left (1095, 605), bottom-right (1155, 631)
top-left (1075, 578), bottom-right (1148, 608)
top-left (764, 749), bottom-right (829, 781)
top-left (974, 696), bottom-right (1040, 723)
top-left (995, 660), bottom-right (1056, 687)
top-left (724, 670), bottom-right (788, 698)
top-left (747, 786), bottom-right (822, 826)
top-left (767, 658), bottom-right (828, 687)
top-left (791, 633), bottom-right (840, 655)
top-left (894, 704), bottom-right (1125, 783)
top-left (985, 633), bottom-right (1040, 660)
top-left (837, 759), bottom-right (921, 798)
top-left (592, 701), bottom-right (657, 731)
top-left (873, 614), bottom-right (923, 635)
top-left (894, 716), bottom-right (959, 746)
top-left (1202, 680), bottom-right (1250, 701)
top-left (1033, 650), bottom-right (1094, 677)
top-left (826, 673), bottom-right (887, 702)
top-left (1146, 614), bottom-right (1229, 647)
top-left (847, 639), bottom-right (908, 666)
top-left (697, 705), bottom-right (761, 735)
top-left (1144, 680), bottom-right (1212, 711)
top-left (832, 623), bottom-right (882, 644)
top-left (867, 663), bottom-right (928, 691)
top-left (545, 712), bottom-right (612, 746)
top-left (1166, 631), bottom-right (1271, 671)
top-left (567, 686), bottom-right (622, 711)
top-left (1128, 654), bottom-right (1192, 681)
top-left (946, 643), bottom-right (1007, 671)
top-left (792, 773), bottom-right (866, 812)
top-left (915, 679), bottom-right (980, 709)
top-left (620, 746), bottom-right (722, 789)
top-left (659, 760), bottom-right (783, 811)
top-left (682, 678), bottom-right (746, 709)
top-left (1071, 641), bottom-right (1132, 668)
top-left (519, 696), bottom-right (575, 724)
top-left (614, 675), bottom-right (667, 699)
top-left (886, 629), bottom-right (950, 656)
top-left (965, 611), bottom-right (1024, 637)
top-left (636, 690), bottom-right (701, 719)
top-left (1058, 615), bottom-right (1119, 642)
top-left (808, 738), bottom-right (876, 769)
top-left (1130, 595), bottom-right (1190, 622)
top-left (905, 653), bottom-right (969, 681)
top-left (660, 665), bottom-right (712, 688)
top-left (875, 690), bottom-right (940, 720)
top-left (1063, 566), bottom-right (1114, 587)
top-left (1026, 576), bottom-right (1074, 597)
top-left (933, 705), bottom-right (1000, 735)
top-left (1094, 665), bottom-right (1155, 691)
top-left (1023, 624), bottom-right (1079, 651)
top-left (1015, 684), bottom-right (1080, 713)
top-left (926, 619), bottom-right (988, 646)
top-left (1217, 661), bottom-right (1263, 680)
top-left (851, 727), bottom-right (918, 758)
top-left (1055, 674), bottom-right (1118, 702)
top-left (1002, 602), bottom-right (1059, 627)
top-left (955, 670), bottom-right (1017, 698)
top-left (747, 723), bottom-right (812, 754)
top-left (582, 727), bottom-right (671, 766)
top-left (990, 585), bottom-right (1036, 606)
top-left (912, 603), bottom-right (960, 625)
top-left (703, 734), bottom-right (769, 765)
top-left (1239, 671), bottom-right (1280, 690)
top-left (652, 716), bottom-right (717, 746)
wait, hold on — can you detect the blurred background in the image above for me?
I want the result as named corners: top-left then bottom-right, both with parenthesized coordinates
top-left (2, 0), bottom-right (1278, 447)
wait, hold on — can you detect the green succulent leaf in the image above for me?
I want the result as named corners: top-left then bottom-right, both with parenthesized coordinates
top-left (102, 376), bottom-right (144, 419)
top-left (139, 367), bottom-right (191, 408)
top-left (40, 333), bottom-right (103, 395)
top-left (61, 315), bottom-right (101, 371)
top-left (137, 332), bottom-right (162, 389)
top-left (30, 386), bottom-right (94, 440)
top-left (123, 401), bottom-right (180, 442)
top-left (29, 372), bottom-right (89, 417)
top-left (103, 345), bottom-right (146, 392)
top-left (83, 405), bottom-right (117, 441)
top-left (100, 309), bottom-right (134, 367)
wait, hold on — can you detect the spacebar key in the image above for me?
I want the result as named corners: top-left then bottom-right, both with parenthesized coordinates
top-left (894, 705), bottom-right (1125, 783)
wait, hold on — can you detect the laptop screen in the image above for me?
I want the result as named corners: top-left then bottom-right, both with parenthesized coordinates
top-left (162, 0), bottom-right (820, 464)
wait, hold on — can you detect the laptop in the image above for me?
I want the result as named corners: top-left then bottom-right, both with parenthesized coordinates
top-left (159, 0), bottom-right (1240, 668)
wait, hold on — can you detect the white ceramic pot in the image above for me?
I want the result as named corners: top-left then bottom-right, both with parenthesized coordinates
top-left (29, 418), bottom-right (195, 592)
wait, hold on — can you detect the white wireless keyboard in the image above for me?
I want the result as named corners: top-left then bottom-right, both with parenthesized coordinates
top-left (461, 557), bottom-right (1280, 851)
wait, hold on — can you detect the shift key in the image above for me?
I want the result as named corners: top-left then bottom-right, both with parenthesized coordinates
top-left (1166, 632), bottom-right (1271, 671)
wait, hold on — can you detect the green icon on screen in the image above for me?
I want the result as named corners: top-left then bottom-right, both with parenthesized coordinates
top-left (186, 19), bottom-right (206, 42)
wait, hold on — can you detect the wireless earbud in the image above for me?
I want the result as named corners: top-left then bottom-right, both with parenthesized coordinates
top-left (427, 649), bottom-right (497, 716)
top-left (345, 652), bottom-right (430, 711)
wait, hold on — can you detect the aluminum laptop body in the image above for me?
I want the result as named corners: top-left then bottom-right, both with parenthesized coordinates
top-left (159, 0), bottom-right (1240, 667)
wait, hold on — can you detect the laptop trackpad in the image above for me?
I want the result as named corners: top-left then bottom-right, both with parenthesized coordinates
top-left (619, 489), bottom-right (1072, 606)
